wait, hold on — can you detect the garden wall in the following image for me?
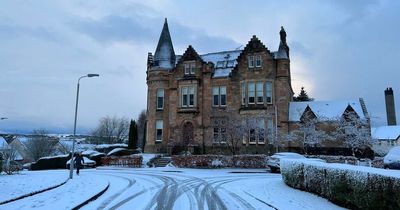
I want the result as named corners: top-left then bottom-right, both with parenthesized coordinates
top-left (171, 155), bottom-right (268, 168)
top-left (101, 155), bottom-right (142, 167)
top-left (281, 159), bottom-right (400, 210)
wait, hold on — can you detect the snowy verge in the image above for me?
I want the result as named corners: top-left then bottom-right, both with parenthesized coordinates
top-left (0, 170), bottom-right (68, 203)
top-left (281, 159), bottom-right (400, 210)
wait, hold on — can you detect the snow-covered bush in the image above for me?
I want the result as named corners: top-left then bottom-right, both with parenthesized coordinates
top-left (172, 155), bottom-right (267, 168)
top-left (281, 159), bottom-right (400, 210)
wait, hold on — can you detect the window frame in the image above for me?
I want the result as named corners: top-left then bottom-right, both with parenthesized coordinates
top-left (248, 82), bottom-right (255, 104)
top-left (181, 86), bottom-right (196, 108)
top-left (255, 55), bottom-right (262, 67)
top-left (256, 82), bottom-right (264, 104)
top-left (155, 120), bottom-right (163, 142)
top-left (265, 81), bottom-right (273, 104)
top-left (156, 89), bottom-right (164, 110)
top-left (248, 56), bottom-right (255, 68)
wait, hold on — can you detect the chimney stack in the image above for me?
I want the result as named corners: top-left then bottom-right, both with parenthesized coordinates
top-left (384, 87), bottom-right (397, 125)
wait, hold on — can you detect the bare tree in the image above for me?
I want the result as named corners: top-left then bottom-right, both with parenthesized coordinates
top-left (137, 110), bottom-right (147, 152)
top-left (91, 116), bottom-right (129, 144)
top-left (287, 115), bottom-right (326, 154)
top-left (25, 129), bottom-right (57, 161)
top-left (332, 114), bottom-right (372, 156)
top-left (1, 142), bottom-right (21, 174)
top-left (221, 111), bottom-right (271, 155)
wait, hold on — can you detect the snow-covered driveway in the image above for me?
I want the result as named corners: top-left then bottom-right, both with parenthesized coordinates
top-left (82, 168), bottom-right (345, 210)
top-left (1, 168), bottom-right (346, 210)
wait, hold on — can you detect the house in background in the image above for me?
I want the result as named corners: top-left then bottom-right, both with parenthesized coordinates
top-left (371, 125), bottom-right (400, 156)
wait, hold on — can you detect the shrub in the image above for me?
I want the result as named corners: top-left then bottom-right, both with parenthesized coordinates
top-left (281, 159), bottom-right (400, 210)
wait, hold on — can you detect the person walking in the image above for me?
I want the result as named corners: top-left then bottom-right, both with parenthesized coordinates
top-left (74, 152), bottom-right (84, 175)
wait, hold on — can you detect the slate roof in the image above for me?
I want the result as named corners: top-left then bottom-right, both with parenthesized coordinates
top-left (289, 100), bottom-right (368, 122)
top-left (371, 126), bottom-right (400, 140)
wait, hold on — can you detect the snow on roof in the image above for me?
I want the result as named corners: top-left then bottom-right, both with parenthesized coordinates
top-left (0, 137), bottom-right (8, 148)
top-left (289, 100), bottom-right (366, 122)
top-left (371, 126), bottom-right (400, 140)
top-left (95, 143), bottom-right (128, 149)
top-left (201, 50), bottom-right (242, 78)
top-left (107, 148), bottom-right (127, 156)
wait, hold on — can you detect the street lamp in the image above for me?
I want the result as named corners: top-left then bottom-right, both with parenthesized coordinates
top-left (69, 74), bottom-right (99, 179)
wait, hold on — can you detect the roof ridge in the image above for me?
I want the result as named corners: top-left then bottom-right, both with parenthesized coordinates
top-left (201, 49), bottom-right (242, 56)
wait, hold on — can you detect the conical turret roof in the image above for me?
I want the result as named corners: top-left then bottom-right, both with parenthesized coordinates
top-left (153, 18), bottom-right (176, 69)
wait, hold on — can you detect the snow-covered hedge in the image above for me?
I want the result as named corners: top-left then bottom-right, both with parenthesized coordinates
top-left (30, 154), bottom-right (71, 170)
top-left (281, 159), bottom-right (400, 210)
top-left (172, 155), bottom-right (267, 168)
top-left (101, 155), bottom-right (142, 167)
top-left (305, 155), bottom-right (384, 168)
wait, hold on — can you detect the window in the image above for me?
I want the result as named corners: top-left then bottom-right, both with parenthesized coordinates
top-left (212, 86), bottom-right (227, 107)
top-left (226, 60), bottom-right (235, 68)
top-left (213, 119), bottom-right (226, 143)
top-left (184, 63), bottom-right (190, 75)
top-left (258, 119), bottom-right (265, 144)
top-left (249, 129), bottom-right (256, 144)
top-left (241, 83), bottom-right (246, 105)
top-left (156, 120), bottom-right (163, 142)
top-left (181, 86), bottom-right (196, 107)
top-left (255, 55), bottom-right (262, 67)
top-left (212, 87), bottom-right (219, 106)
top-left (256, 82), bottom-right (264, 104)
top-left (248, 56), bottom-right (254, 68)
top-left (267, 119), bottom-right (274, 139)
top-left (156, 89), bottom-right (164, 110)
top-left (216, 61), bottom-right (225, 68)
top-left (266, 81), bottom-right (272, 103)
top-left (184, 62), bottom-right (196, 75)
top-left (248, 82), bottom-right (255, 104)
top-left (190, 63), bottom-right (196, 74)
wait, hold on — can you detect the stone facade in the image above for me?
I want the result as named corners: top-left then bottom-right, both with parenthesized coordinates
top-left (145, 19), bottom-right (370, 155)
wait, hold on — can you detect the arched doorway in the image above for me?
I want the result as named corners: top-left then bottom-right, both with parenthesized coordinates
top-left (182, 121), bottom-right (194, 145)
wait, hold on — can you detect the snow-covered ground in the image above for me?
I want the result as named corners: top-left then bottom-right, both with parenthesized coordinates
top-left (1, 167), bottom-right (345, 210)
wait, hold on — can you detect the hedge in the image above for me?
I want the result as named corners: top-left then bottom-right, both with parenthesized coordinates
top-left (171, 155), bottom-right (268, 168)
top-left (101, 155), bottom-right (142, 167)
top-left (281, 159), bottom-right (400, 210)
top-left (30, 154), bottom-right (71, 170)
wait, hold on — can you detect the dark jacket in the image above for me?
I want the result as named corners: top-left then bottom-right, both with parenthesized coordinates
top-left (74, 155), bottom-right (84, 167)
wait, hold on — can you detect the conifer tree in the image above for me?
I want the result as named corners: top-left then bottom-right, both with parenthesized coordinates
top-left (294, 87), bottom-right (313, 101)
top-left (128, 120), bottom-right (138, 150)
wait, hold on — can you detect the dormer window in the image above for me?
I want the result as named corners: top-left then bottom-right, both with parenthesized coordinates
top-left (226, 60), bottom-right (235, 68)
top-left (216, 61), bottom-right (225, 68)
top-left (184, 62), bottom-right (196, 75)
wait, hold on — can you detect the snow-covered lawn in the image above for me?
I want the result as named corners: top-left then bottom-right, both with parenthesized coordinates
top-left (1, 167), bottom-right (345, 210)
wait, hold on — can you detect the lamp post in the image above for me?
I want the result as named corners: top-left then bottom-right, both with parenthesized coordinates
top-left (69, 74), bottom-right (99, 179)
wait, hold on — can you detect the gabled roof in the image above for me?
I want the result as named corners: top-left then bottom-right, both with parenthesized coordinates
top-left (371, 126), bottom-right (400, 140)
top-left (289, 100), bottom-right (367, 122)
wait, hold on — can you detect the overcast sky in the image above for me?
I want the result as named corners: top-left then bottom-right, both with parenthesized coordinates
top-left (1, 0), bottom-right (399, 134)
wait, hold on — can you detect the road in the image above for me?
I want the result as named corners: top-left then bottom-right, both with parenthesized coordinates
top-left (81, 168), bottom-right (345, 210)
